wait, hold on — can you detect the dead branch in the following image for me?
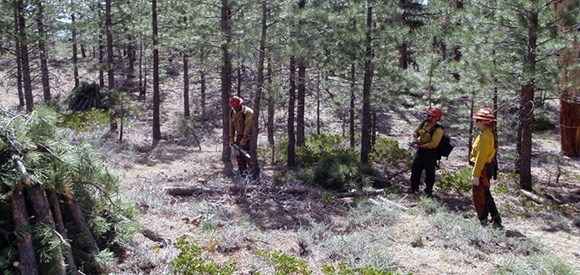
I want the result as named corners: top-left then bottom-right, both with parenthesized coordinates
top-left (165, 185), bottom-right (226, 196)
top-left (142, 228), bottom-right (169, 245)
top-left (334, 189), bottom-right (385, 198)
top-left (520, 189), bottom-right (547, 204)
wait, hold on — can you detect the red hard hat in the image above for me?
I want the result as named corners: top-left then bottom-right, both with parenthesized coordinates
top-left (426, 108), bottom-right (442, 120)
top-left (229, 96), bottom-right (243, 108)
top-left (473, 108), bottom-right (496, 121)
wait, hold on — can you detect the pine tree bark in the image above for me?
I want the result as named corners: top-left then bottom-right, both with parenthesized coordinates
top-left (106, 0), bottom-right (118, 131)
top-left (267, 58), bottom-right (275, 158)
top-left (516, 4), bottom-right (538, 191)
top-left (555, 0), bottom-right (580, 157)
top-left (72, 13), bottom-right (80, 89)
top-left (13, 7), bottom-right (25, 107)
top-left (221, 0), bottom-right (234, 174)
top-left (360, 1), bottom-right (373, 165)
top-left (36, 0), bottom-right (51, 103)
top-left (350, 63), bottom-right (356, 148)
top-left (183, 54), bottom-right (190, 118)
top-left (287, 57), bottom-right (297, 167)
top-left (296, 0), bottom-right (306, 147)
top-left (152, 0), bottom-right (161, 140)
top-left (249, 0), bottom-right (268, 178)
top-left (16, 0), bottom-right (34, 113)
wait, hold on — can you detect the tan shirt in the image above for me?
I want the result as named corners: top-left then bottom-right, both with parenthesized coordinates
top-left (229, 106), bottom-right (254, 142)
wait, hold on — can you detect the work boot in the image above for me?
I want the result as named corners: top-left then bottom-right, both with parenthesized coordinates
top-left (492, 216), bottom-right (503, 229)
top-left (479, 218), bottom-right (489, 227)
top-left (405, 188), bottom-right (419, 194)
top-left (423, 189), bottom-right (433, 198)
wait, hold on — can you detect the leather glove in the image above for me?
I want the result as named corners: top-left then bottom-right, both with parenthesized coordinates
top-left (239, 139), bottom-right (247, 147)
top-left (471, 176), bottom-right (480, 186)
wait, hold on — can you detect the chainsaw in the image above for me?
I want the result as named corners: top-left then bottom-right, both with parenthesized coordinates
top-left (230, 143), bottom-right (251, 159)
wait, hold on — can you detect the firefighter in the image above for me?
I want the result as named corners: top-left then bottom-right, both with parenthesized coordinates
top-left (407, 108), bottom-right (444, 197)
top-left (228, 96), bottom-right (254, 174)
top-left (471, 107), bottom-right (502, 228)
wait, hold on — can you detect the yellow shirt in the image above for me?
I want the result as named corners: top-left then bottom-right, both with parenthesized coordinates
top-left (470, 129), bottom-right (496, 177)
top-left (413, 122), bottom-right (443, 149)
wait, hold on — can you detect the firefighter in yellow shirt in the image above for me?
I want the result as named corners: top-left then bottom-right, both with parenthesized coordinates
top-left (408, 108), bottom-right (444, 197)
top-left (471, 108), bottom-right (502, 228)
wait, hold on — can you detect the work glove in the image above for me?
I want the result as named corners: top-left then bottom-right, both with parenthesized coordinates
top-left (471, 176), bottom-right (480, 186)
top-left (239, 139), bottom-right (247, 147)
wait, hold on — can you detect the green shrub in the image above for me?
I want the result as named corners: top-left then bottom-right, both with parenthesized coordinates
top-left (254, 250), bottom-right (312, 275)
top-left (170, 236), bottom-right (237, 275)
top-left (533, 110), bottom-right (556, 132)
top-left (297, 134), bottom-right (355, 167)
top-left (437, 168), bottom-right (472, 192)
top-left (60, 108), bottom-right (109, 132)
top-left (299, 151), bottom-right (367, 191)
top-left (369, 136), bottom-right (413, 166)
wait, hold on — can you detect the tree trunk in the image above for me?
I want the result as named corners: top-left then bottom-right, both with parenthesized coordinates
top-left (517, 4), bottom-right (538, 191)
top-left (360, 1), bottom-right (373, 165)
top-left (287, 57), bottom-right (297, 167)
top-left (36, 0), bottom-right (51, 103)
top-left (72, 13), bottom-right (79, 89)
top-left (316, 69), bottom-right (321, 135)
top-left (17, 0), bottom-right (34, 113)
top-left (221, 0), bottom-right (234, 175)
top-left (249, 0), bottom-right (268, 178)
top-left (200, 67), bottom-right (207, 117)
top-left (152, 0), bottom-right (161, 141)
top-left (296, 0), bottom-right (306, 147)
top-left (106, 0), bottom-right (118, 131)
top-left (267, 57), bottom-right (275, 162)
top-left (555, 0), bottom-right (580, 158)
top-left (350, 62), bottom-right (356, 148)
top-left (183, 54), bottom-right (190, 118)
top-left (98, 4), bottom-right (105, 89)
top-left (14, 7), bottom-right (24, 107)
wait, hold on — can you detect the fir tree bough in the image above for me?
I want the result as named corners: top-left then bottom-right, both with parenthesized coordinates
top-left (0, 107), bottom-right (137, 274)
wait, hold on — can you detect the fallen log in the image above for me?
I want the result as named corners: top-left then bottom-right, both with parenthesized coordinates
top-left (10, 156), bottom-right (38, 275)
top-left (10, 184), bottom-right (39, 275)
top-left (48, 190), bottom-right (79, 275)
top-left (29, 186), bottom-right (66, 275)
top-left (142, 228), bottom-right (169, 244)
top-left (165, 185), bottom-right (226, 196)
top-left (228, 185), bottom-right (310, 195)
top-left (63, 190), bottom-right (100, 255)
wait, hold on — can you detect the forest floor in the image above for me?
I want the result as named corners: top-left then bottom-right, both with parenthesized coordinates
top-left (1, 80), bottom-right (579, 275)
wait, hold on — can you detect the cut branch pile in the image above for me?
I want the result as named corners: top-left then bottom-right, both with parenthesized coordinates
top-left (0, 108), bottom-right (136, 274)
top-left (68, 82), bottom-right (105, 111)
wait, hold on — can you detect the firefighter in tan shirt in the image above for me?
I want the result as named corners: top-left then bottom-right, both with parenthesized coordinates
top-left (228, 96), bottom-right (254, 174)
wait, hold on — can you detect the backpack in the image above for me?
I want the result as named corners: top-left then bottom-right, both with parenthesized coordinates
top-left (421, 121), bottom-right (454, 160)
